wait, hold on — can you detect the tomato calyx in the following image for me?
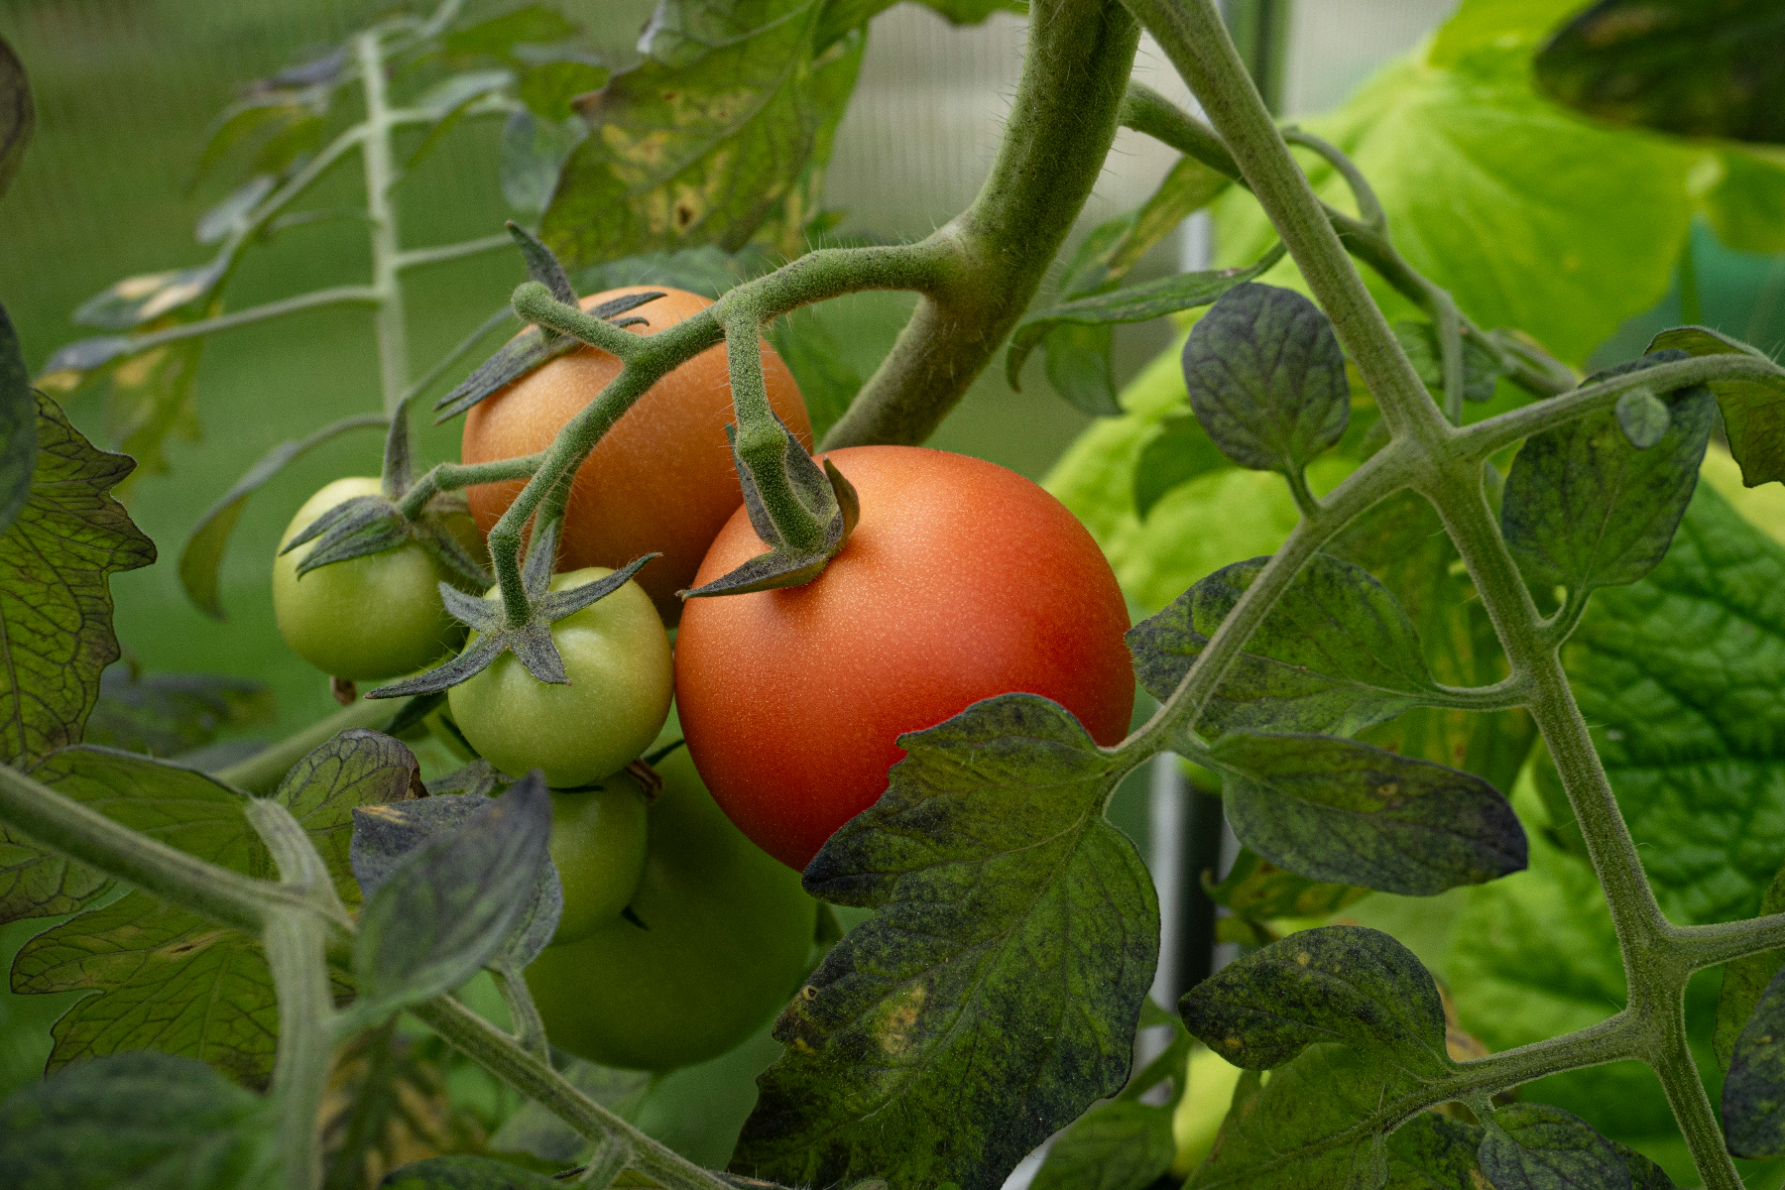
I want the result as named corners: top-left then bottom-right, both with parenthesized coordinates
top-left (681, 422), bottom-right (860, 599)
top-left (365, 518), bottom-right (657, 699)
top-left (278, 487), bottom-right (490, 590)
top-left (433, 224), bottom-right (664, 423)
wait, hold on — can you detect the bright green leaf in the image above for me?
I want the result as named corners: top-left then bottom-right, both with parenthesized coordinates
top-left (1205, 847), bottom-right (1369, 920)
top-left (1501, 353), bottom-right (1714, 595)
top-left (0, 1050), bottom-right (272, 1188)
top-left (1030, 1101), bottom-right (1176, 1190)
top-left (0, 395), bottom-right (154, 766)
top-left (1647, 326), bottom-right (1785, 488)
top-left (1180, 925), bottom-right (1450, 1073)
top-left (734, 694), bottom-right (1157, 1190)
top-left (1208, 730), bottom-right (1526, 896)
top-left (1535, 0), bottom-right (1785, 145)
top-left (1700, 149), bottom-right (1785, 254)
top-left (1131, 413), bottom-right (1231, 521)
top-left (1128, 553), bottom-right (1442, 740)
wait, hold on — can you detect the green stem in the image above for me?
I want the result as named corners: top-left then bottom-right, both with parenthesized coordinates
top-left (512, 283), bottom-right (643, 359)
top-left (92, 286), bottom-right (381, 358)
top-left (356, 29), bottom-right (410, 415)
top-left (822, 0), bottom-right (1142, 449)
top-left (397, 454), bottom-right (543, 519)
top-left (489, 958), bottom-right (549, 1064)
top-left (394, 232), bottom-right (513, 272)
top-left (216, 697), bottom-right (395, 793)
top-left (1651, 998), bottom-right (1740, 1190)
top-left (1457, 353), bottom-right (1784, 460)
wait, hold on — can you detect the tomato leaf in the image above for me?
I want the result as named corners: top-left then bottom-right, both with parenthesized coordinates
top-left (178, 412), bottom-right (387, 619)
top-left (7, 735), bottom-right (419, 1082)
top-left (0, 34), bottom-right (33, 203)
top-left (1183, 282), bottom-right (1349, 479)
top-left (1477, 1103), bottom-right (1632, 1190)
top-left (0, 394), bottom-right (154, 766)
top-left (1535, 0), bottom-right (1785, 145)
top-left (1699, 149), bottom-right (1785, 255)
top-left (540, 0), bottom-right (846, 266)
top-left (1646, 326), bottom-right (1785, 488)
top-left (0, 1050), bottom-right (272, 1188)
top-left (734, 694), bottom-right (1157, 1190)
top-left (1501, 352), bottom-right (1714, 595)
top-left (1029, 1101), bottom-right (1175, 1190)
top-left (82, 668), bottom-right (272, 758)
top-left (1206, 731), bottom-right (1525, 896)
top-left (1181, 926), bottom-right (1450, 1074)
top-left (1725, 965), bottom-right (1785, 1158)
top-left (1132, 412), bottom-right (1231, 521)
top-left (1716, 864), bottom-right (1785, 1072)
top-left (1204, 847), bottom-right (1368, 920)
top-left (380, 1155), bottom-right (567, 1189)
top-left (1128, 553), bottom-right (1443, 740)
top-left (1563, 485), bottom-right (1785, 926)
top-left (0, 302), bottom-right (36, 539)
top-left (350, 773), bottom-right (556, 1020)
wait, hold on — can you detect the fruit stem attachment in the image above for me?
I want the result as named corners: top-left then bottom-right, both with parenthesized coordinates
top-left (511, 282), bottom-right (644, 361)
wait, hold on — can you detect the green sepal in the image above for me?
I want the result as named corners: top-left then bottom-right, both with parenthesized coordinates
top-left (681, 424), bottom-right (858, 598)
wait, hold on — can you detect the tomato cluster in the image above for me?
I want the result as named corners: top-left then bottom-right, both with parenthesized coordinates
top-left (271, 287), bottom-right (1133, 1071)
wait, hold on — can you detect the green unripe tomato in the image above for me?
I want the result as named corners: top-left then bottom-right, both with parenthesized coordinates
top-left (273, 477), bottom-right (467, 681)
top-left (447, 567), bottom-right (672, 788)
top-left (527, 745), bottom-right (817, 1072)
top-left (550, 772), bottom-right (650, 946)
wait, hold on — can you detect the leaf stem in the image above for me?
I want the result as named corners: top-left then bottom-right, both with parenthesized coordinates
top-left (822, 0), bottom-right (1143, 449)
top-left (356, 28), bottom-right (409, 415)
top-left (216, 697), bottom-right (395, 792)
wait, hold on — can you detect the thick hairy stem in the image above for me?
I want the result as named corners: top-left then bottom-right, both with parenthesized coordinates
top-left (1650, 999), bottom-right (1742, 1190)
top-left (357, 30), bottom-right (410, 415)
top-left (823, 0), bottom-right (1141, 449)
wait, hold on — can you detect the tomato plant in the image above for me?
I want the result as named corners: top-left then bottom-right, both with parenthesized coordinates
top-left (273, 477), bottom-right (468, 681)
top-left (461, 286), bottom-right (811, 623)
top-left (527, 747), bottom-right (817, 1072)
top-left (4, 2), bottom-right (1785, 1190)
top-left (677, 444), bottom-right (1135, 869)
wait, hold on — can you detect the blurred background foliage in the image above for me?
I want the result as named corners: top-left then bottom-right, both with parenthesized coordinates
top-left (4, 0), bottom-right (1785, 1176)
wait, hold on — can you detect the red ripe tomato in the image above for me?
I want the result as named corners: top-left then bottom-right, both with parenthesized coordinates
top-left (460, 286), bottom-right (810, 623)
top-left (674, 445), bottom-right (1135, 870)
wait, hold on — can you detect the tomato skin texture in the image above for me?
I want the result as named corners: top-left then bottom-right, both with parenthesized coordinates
top-left (272, 477), bottom-right (466, 681)
top-left (675, 446), bottom-right (1135, 871)
top-left (460, 287), bottom-right (810, 623)
top-left (526, 745), bottom-right (816, 1072)
top-left (549, 775), bottom-right (650, 946)
top-left (447, 567), bottom-right (673, 788)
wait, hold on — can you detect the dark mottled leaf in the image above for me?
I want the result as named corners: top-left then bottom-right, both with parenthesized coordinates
top-left (1477, 1103), bottom-right (1631, 1190)
top-left (1207, 731), bottom-right (1526, 896)
top-left (1180, 926), bottom-right (1448, 1072)
top-left (1133, 412), bottom-right (1232, 521)
top-left (1205, 847), bottom-right (1368, 920)
top-left (1648, 326), bottom-right (1785, 487)
top-left (0, 1051), bottom-right (272, 1188)
top-left (1727, 960), bottom-right (1785, 1157)
top-left (351, 774), bottom-right (555, 1019)
top-left (1183, 282), bottom-right (1349, 478)
top-left (0, 302), bottom-right (35, 538)
top-left (1535, 0), bottom-right (1785, 145)
top-left (380, 1155), bottom-right (565, 1190)
top-left (0, 395), bottom-right (154, 765)
top-left (735, 694), bottom-right (1157, 1190)
top-left (1129, 553), bottom-right (1441, 740)
top-left (1717, 865), bottom-right (1785, 1072)
top-left (0, 35), bottom-right (32, 203)
top-left (1386, 1113), bottom-right (1486, 1190)
top-left (1502, 353), bottom-right (1714, 595)
top-left (1561, 485), bottom-right (1785, 926)
top-left (1610, 1141), bottom-right (1680, 1190)
top-left (1030, 1101), bottom-right (1175, 1190)
top-left (1394, 320), bottom-right (1506, 405)
top-left (541, 0), bottom-right (845, 265)
top-left (84, 668), bottom-right (273, 758)
top-left (280, 729), bottom-right (422, 910)
top-left (178, 412), bottom-right (386, 618)
top-left (1009, 250), bottom-right (1286, 400)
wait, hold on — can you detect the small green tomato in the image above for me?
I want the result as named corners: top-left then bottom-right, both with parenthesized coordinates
top-left (447, 566), bottom-right (673, 788)
top-left (549, 770), bottom-right (650, 946)
top-left (272, 477), bottom-right (466, 681)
